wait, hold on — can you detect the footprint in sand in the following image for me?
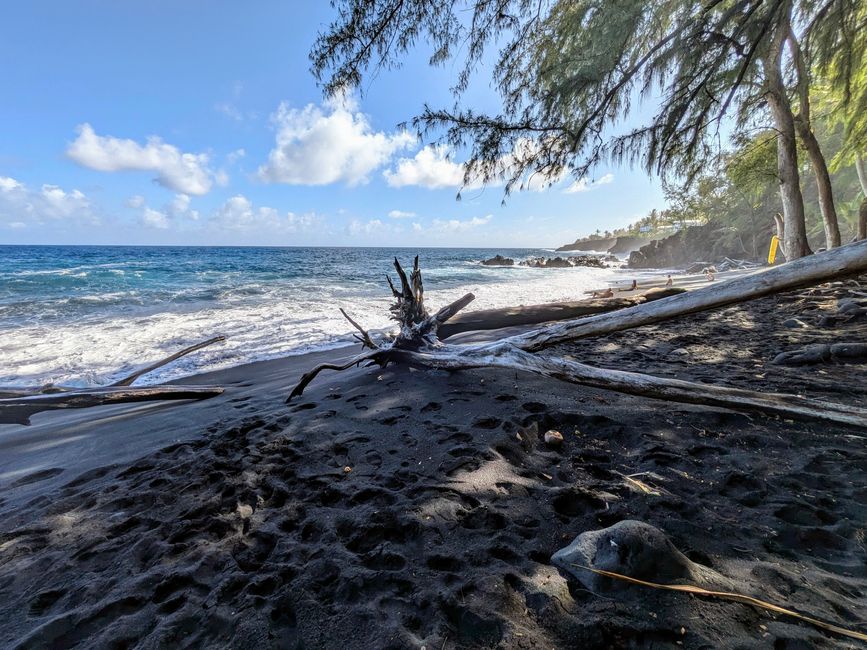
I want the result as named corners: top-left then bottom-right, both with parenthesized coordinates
top-left (11, 467), bottom-right (64, 487)
top-left (521, 401), bottom-right (546, 413)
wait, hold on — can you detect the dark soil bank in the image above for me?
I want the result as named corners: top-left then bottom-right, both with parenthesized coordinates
top-left (1, 282), bottom-right (865, 648)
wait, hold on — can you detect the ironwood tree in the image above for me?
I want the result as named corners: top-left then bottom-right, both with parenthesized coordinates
top-left (311, 0), bottom-right (864, 259)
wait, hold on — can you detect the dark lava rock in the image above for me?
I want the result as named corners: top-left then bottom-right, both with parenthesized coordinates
top-left (480, 255), bottom-right (514, 266)
top-left (551, 520), bottom-right (710, 592)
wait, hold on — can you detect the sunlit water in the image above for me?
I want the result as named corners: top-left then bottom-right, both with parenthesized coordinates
top-left (0, 245), bottom-right (628, 386)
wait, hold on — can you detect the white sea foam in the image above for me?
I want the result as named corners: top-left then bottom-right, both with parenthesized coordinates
top-left (1, 264), bottom-right (622, 387)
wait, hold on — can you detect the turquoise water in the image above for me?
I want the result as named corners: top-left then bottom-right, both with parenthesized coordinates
top-left (0, 246), bottom-right (620, 386)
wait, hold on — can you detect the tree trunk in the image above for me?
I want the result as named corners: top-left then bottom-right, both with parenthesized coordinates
top-left (857, 155), bottom-right (867, 241)
top-left (855, 154), bottom-right (867, 196)
top-left (788, 26), bottom-right (841, 249)
top-left (860, 198), bottom-right (867, 242)
top-left (764, 8), bottom-right (811, 260)
top-left (797, 124), bottom-right (841, 248)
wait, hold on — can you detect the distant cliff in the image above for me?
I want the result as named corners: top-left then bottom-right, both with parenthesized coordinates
top-left (556, 235), bottom-right (649, 256)
top-left (626, 222), bottom-right (756, 269)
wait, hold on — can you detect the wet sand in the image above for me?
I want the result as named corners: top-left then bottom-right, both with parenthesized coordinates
top-left (1, 280), bottom-right (865, 648)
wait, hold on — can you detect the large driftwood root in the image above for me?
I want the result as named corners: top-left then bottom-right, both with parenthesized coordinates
top-left (0, 336), bottom-right (226, 425)
top-left (287, 256), bottom-right (476, 401)
top-left (289, 244), bottom-right (867, 428)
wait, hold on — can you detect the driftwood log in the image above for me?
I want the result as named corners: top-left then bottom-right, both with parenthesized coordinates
top-left (0, 336), bottom-right (226, 425)
top-left (289, 241), bottom-right (867, 428)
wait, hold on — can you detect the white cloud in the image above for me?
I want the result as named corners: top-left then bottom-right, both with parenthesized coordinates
top-left (134, 193), bottom-right (200, 229)
top-left (384, 145), bottom-right (473, 190)
top-left (212, 194), bottom-right (319, 233)
top-left (0, 176), bottom-right (98, 225)
top-left (430, 214), bottom-right (493, 233)
top-left (384, 141), bottom-right (566, 192)
top-left (348, 218), bottom-right (388, 236)
top-left (142, 207), bottom-right (170, 229)
top-left (215, 102), bottom-right (243, 121)
top-left (563, 173), bottom-right (614, 194)
top-left (258, 95), bottom-right (415, 186)
top-left (227, 148), bottom-right (246, 164)
top-left (169, 193), bottom-right (198, 219)
top-left (0, 176), bottom-right (23, 192)
top-left (388, 209), bottom-right (416, 219)
top-left (66, 123), bottom-right (217, 195)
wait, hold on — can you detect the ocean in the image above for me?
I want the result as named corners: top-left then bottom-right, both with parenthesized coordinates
top-left (0, 245), bottom-right (626, 387)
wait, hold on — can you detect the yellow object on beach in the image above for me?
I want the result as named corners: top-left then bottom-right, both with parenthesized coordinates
top-left (767, 235), bottom-right (780, 264)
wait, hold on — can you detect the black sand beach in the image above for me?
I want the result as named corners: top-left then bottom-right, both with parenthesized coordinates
top-left (1, 281), bottom-right (866, 648)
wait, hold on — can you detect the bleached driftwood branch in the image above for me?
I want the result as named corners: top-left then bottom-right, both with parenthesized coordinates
top-left (507, 238), bottom-right (867, 352)
top-left (111, 335), bottom-right (226, 386)
top-left (289, 243), bottom-right (867, 428)
top-left (0, 336), bottom-right (226, 425)
top-left (387, 344), bottom-right (867, 429)
top-left (0, 385), bottom-right (224, 426)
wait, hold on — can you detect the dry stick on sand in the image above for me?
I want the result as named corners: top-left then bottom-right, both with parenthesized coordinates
top-left (0, 336), bottom-right (226, 425)
top-left (288, 241), bottom-right (867, 428)
top-left (111, 335), bottom-right (226, 386)
top-left (575, 565), bottom-right (867, 642)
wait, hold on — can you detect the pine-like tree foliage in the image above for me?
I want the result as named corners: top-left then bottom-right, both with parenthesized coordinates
top-left (802, 0), bottom-right (867, 164)
top-left (311, 0), bottom-right (862, 194)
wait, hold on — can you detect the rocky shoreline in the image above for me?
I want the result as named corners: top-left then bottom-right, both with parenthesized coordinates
top-left (481, 254), bottom-right (612, 268)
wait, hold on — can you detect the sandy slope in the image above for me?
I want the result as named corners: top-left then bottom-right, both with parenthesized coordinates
top-left (0, 284), bottom-right (865, 649)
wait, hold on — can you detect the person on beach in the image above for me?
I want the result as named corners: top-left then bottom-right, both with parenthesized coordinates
top-left (592, 287), bottom-right (614, 298)
top-left (619, 279), bottom-right (637, 292)
top-left (666, 274), bottom-right (673, 287)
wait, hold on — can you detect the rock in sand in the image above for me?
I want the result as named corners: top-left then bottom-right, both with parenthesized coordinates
top-left (551, 520), bottom-right (723, 592)
top-left (543, 429), bottom-right (564, 448)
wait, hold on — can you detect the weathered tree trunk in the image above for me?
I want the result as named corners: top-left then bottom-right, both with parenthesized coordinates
top-left (856, 154), bottom-right (867, 196)
top-left (788, 26), bottom-right (841, 249)
top-left (764, 7), bottom-right (811, 260)
top-left (798, 125), bottom-right (841, 248)
top-left (773, 212), bottom-right (785, 248)
top-left (859, 198), bottom-right (867, 242)
top-left (857, 155), bottom-right (867, 241)
top-left (507, 239), bottom-right (867, 352)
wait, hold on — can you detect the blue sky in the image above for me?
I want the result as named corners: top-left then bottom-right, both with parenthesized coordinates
top-left (0, 1), bottom-right (667, 247)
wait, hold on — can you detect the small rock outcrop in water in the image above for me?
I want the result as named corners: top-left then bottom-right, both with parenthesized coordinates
top-left (551, 520), bottom-right (722, 592)
top-left (520, 255), bottom-right (605, 269)
top-left (480, 255), bottom-right (515, 266)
